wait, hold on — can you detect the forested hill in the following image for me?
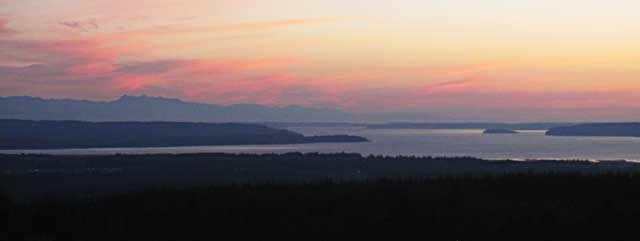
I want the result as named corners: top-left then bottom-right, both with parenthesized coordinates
top-left (0, 120), bottom-right (367, 149)
top-left (547, 123), bottom-right (640, 137)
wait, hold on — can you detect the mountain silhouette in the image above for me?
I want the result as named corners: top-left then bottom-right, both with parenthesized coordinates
top-left (0, 95), bottom-right (362, 122)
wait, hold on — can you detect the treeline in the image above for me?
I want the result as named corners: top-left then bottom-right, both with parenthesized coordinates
top-left (3, 153), bottom-right (640, 199)
top-left (4, 173), bottom-right (640, 241)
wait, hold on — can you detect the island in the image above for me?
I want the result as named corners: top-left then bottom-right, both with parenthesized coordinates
top-left (483, 128), bottom-right (519, 134)
top-left (0, 119), bottom-right (368, 150)
top-left (546, 123), bottom-right (640, 137)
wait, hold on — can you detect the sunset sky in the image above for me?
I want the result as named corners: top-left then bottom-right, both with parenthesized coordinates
top-left (1, 0), bottom-right (639, 121)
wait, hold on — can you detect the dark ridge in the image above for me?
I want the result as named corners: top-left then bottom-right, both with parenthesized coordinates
top-left (546, 123), bottom-right (640, 137)
top-left (0, 119), bottom-right (367, 150)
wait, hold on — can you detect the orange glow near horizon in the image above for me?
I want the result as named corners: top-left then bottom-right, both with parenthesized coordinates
top-left (1, 0), bottom-right (640, 121)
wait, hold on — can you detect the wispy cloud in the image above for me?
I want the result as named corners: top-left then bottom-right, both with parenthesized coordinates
top-left (430, 62), bottom-right (516, 76)
top-left (210, 17), bottom-right (344, 32)
top-left (59, 19), bottom-right (99, 32)
top-left (420, 79), bottom-right (475, 95)
top-left (110, 17), bottom-right (344, 38)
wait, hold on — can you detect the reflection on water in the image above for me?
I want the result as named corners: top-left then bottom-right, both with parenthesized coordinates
top-left (3, 127), bottom-right (640, 161)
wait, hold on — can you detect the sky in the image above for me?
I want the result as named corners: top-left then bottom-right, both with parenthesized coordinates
top-left (1, 0), bottom-right (639, 121)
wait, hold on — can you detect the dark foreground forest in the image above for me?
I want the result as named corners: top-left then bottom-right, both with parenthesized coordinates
top-left (4, 152), bottom-right (640, 198)
top-left (3, 153), bottom-right (640, 240)
top-left (4, 174), bottom-right (640, 241)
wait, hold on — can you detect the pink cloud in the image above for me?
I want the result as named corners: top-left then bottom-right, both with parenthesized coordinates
top-left (0, 16), bottom-right (327, 102)
top-left (59, 19), bottom-right (100, 32)
top-left (140, 17), bottom-right (343, 35)
top-left (402, 85), bottom-right (640, 120)
top-left (88, 17), bottom-right (344, 44)
top-left (113, 58), bottom-right (298, 92)
top-left (0, 21), bottom-right (302, 103)
top-left (0, 40), bottom-right (117, 82)
top-left (431, 62), bottom-right (515, 76)
top-left (0, 18), bottom-right (17, 36)
top-left (420, 79), bottom-right (476, 95)
top-left (114, 74), bottom-right (166, 91)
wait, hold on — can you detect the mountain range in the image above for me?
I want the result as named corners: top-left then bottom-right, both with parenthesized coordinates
top-left (0, 95), bottom-right (369, 122)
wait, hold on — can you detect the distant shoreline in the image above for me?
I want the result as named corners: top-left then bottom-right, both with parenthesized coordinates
top-left (366, 122), bottom-right (575, 130)
top-left (0, 151), bottom-right (634, 163)
top-left (547, 123), bottom-right (640, 137)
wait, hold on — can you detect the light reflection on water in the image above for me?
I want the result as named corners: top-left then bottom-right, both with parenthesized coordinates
top-left (2, 127), bottom-right (640, 161)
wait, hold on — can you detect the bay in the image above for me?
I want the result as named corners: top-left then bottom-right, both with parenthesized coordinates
top-left (3, 127), bottom-right (640, 161)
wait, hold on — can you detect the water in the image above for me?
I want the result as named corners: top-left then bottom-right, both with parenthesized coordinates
top-left (3, 127), bottom-right (640, 161)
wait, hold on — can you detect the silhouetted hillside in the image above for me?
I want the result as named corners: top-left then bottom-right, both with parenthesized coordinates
top-left (0, 120), bottom-right (367, 149)
top-left (546, 123), bottom-right (640, 137)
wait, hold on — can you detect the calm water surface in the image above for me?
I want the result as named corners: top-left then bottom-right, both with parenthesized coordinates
top-left (3, 127), bottom-right (640, 161)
